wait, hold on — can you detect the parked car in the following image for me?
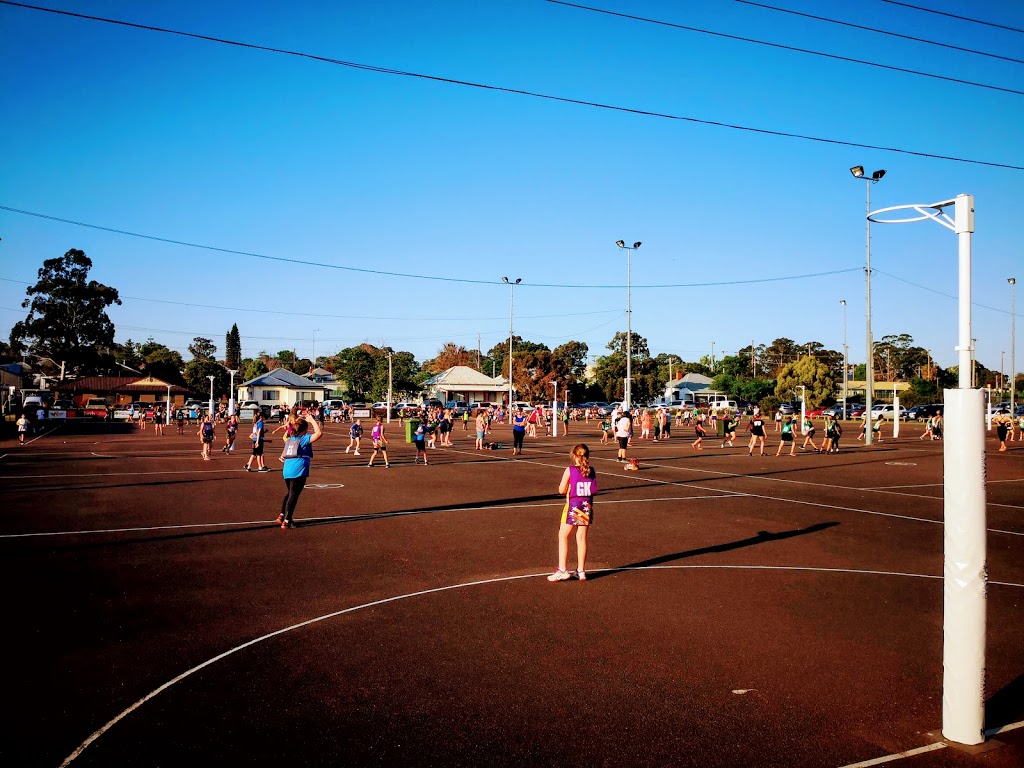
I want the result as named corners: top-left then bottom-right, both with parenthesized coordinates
top-left (777, 402), bottom-right (797, 415)
top-left (826, 404), bottom-right (857, 420)
top-left (870, 404), bottom-right (909, 419)
top-left (848, 405), bottom-right (866, 420)
top-left (907, 403), bottom-right (943, 421)
top-left (444, 400), bottom-right (470, 415)
top-left (806, 407), bottom-right (826, 418)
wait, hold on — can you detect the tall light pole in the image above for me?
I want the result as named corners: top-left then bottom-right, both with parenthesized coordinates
top-left (710, 340), bottom-right (716, 371)
top-left (207, 375), bottom-right (216, 418)
top-left (312, 328), bottom-right (321, 370)
top-left (616, 240), bottom-right (641, 410)
top-left (869, 193), bottom-right (982, 746)
top-left (227, 369), bottom-right (238, 416)
top-left (1010, 278), bottom-right (1017, 416)
top-left (502, 277), bottom-right (521, 407)
top-left (850, 166), bottom-right (886, 444)
top-left (840, 300), bottom-right (848, 418)
top-left (386, 351), bottom-right (393, 424)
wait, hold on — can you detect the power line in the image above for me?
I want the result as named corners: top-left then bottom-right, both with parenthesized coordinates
top-left (880, 0), bottom-right (1024, 34)
top-left (734, 0), bottom-right (1024, 65)
top-left (1, 2), bottom-right (1020, 171)
top-left (0, 277), bottom-right (620, 322)
top-left (0, 206), bottom-right (863, 288)
top-left (545, 0), bottom-right (1024, 96)
top-left (872, 270), bottom-right (1024, 319)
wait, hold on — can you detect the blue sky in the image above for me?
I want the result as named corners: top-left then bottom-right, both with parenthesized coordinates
top-left (1, 0), bottom-right (1021, 375)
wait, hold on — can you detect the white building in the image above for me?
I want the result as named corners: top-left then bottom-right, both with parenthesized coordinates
top-left (422, 366), bottom-right (508, 405)
top-left (239, 368), bottom-right (334, 407)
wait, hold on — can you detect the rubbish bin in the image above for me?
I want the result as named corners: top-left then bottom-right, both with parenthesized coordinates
top-left (717, 417), bottom-right (726, 438)
top-left (405, 419), bottom-right (420, 443)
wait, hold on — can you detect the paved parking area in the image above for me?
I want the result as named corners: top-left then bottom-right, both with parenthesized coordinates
top-left (2, 418), bottom-right (1022, 767)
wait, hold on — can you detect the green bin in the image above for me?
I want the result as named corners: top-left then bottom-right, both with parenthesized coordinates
top-left (717, 417), bottom-right (725, 437)
top-left (405, 419), bottom-right (420, 443)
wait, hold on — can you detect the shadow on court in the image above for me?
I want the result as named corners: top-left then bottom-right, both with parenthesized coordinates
top-left (585, 521), bottom-right (841, 581)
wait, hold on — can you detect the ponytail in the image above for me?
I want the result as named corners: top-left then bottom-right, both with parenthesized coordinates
top-left (571, 443), bottom-right (591, 476)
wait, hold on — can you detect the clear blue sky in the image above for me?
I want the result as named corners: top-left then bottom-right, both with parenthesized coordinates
top-left (2, 0), bottom-right (1022, 375)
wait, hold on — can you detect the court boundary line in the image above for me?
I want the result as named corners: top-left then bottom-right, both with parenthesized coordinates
top-left (0, 493), bottom-right (744, 538)
top-left (57, 564), bottom-right (1024, 767)
top-left (463, 446), bottom-right (1024, 537)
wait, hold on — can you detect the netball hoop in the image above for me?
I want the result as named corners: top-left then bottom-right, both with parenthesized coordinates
top-left (870, 193), bottom-right (985, 747)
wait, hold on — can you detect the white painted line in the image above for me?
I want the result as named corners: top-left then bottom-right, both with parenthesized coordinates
top-left (986, 719), bottom-right (1024, 736)
top-left (0, 494), bottom-right (741, 538)
top-left (20, 424), bottom-right (61, 446)
top-left (58, 565), bottom-right (1024, 767)
top-left (836, 741), bottom-right (947, 767)
top-left (447, 446), bottom-right (1024, 536)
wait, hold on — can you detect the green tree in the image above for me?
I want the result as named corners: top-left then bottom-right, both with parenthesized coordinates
top-left (552, 340), bottom-right (589, 379)
top-left (775, 356), bottom-right (837, 407)
top-left (142, 345), bottom-right (185, 383)
top-left (9, 248), bottom-right (121, 373)
top-left (763, 337), bottom-right (799, 376)
top-left (606, 331), bottom-right (650, 359)
top-left (184, 359), bottom-right (229, 398)
top-left (334, 345), bottom-right (376, 399)
top-left (242, 357), bottom-right (269, 383)
top-left (189, 337), bottom-right (217, 362)
top-left (225, 324), bottom-right (242, 370)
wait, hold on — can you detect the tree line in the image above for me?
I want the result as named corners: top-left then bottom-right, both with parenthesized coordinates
top-left (5, 249), bottom-right (1021, 406)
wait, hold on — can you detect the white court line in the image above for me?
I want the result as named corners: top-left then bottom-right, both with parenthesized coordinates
top-left (58, 564), bottom-right (1024, 767)
top-left (492, 446), bottom-right (1024, 536)
top-left (0, 494), bottom-right (742, 538)
top-left (18, 424), bottom-right (62, 447)
top-left (836, 742), bottom-right (947, 767)
top-left (868, 478), bottom-right (1024, 490)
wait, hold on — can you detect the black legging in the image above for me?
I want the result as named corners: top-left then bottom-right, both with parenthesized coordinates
top-left (513, 428), bottom-right (525, 450)
top-left (281, 476), bottom-right (308, 523)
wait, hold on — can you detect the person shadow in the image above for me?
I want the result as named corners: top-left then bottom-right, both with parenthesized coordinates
top-left (585, 521), bottom-right (840, 581)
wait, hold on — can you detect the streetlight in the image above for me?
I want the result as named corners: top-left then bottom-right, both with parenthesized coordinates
top-left (869, 193), bottom-right (982, 746)
top-left (840, 300), bottom-right (848, 418)
top-left (227, 369), bottom-right (238, 416)
top-left (207, 375), bottom-right (216, 418)
top-left (502, 277), bottom-right (521, 408)
top-left (1010, 278), bottom-right (1017, 416)
top-left (850, 165), bottom-right (886, 445)
top-left (797, 384), bottom-right (806, 427)
top-left (615, 240), bottom-right (641, 410)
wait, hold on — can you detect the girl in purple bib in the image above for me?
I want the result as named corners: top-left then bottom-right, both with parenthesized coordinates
top-left (547, 444), bottom-right (597, 582)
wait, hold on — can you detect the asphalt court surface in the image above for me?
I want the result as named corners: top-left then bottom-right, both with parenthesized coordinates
top-left (2, 419), bottom-right (1023, 767)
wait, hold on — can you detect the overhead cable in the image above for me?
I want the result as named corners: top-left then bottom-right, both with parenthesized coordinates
top-left (735, 0), bottom-right (1024, 65)
top-left (0, 1), bottom-right (1020, 170)
top-left (545, 0), bottom-right (1024, 95)
top-left (0, 205), bottom-right (863, 288)
top-left (880, 0), bottom-right (1024, 34)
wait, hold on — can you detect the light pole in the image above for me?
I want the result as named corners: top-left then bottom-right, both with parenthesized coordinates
top-left (710, 340), bottom-right (716, 371)
top-left (1010, 278), bottom-right (1017, 416)
top-left (840, 300), bottom-right (848, 418)
top-left (312, 329), bottom-right (321, 369)
top-left (386, 351), bottom-right (393, 424)
top-left (227, 369), bottom-right (238, 416)
top-left (797, 385), bottom-right (806, 427)
top-left (165, 384), bottom-right (172, 426)
top-left (502, 277), bottom-right (521, 407)
top-left (615, 240), bottom-right (641, 410)
top-left (549, 379), bottom-right (558, 437)
top-left (869, 193), bottom-right (983, 746)
top-left (850, 166), bottom-right (886, 445)
top-left (207, 375), bottom-right (216, 418)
